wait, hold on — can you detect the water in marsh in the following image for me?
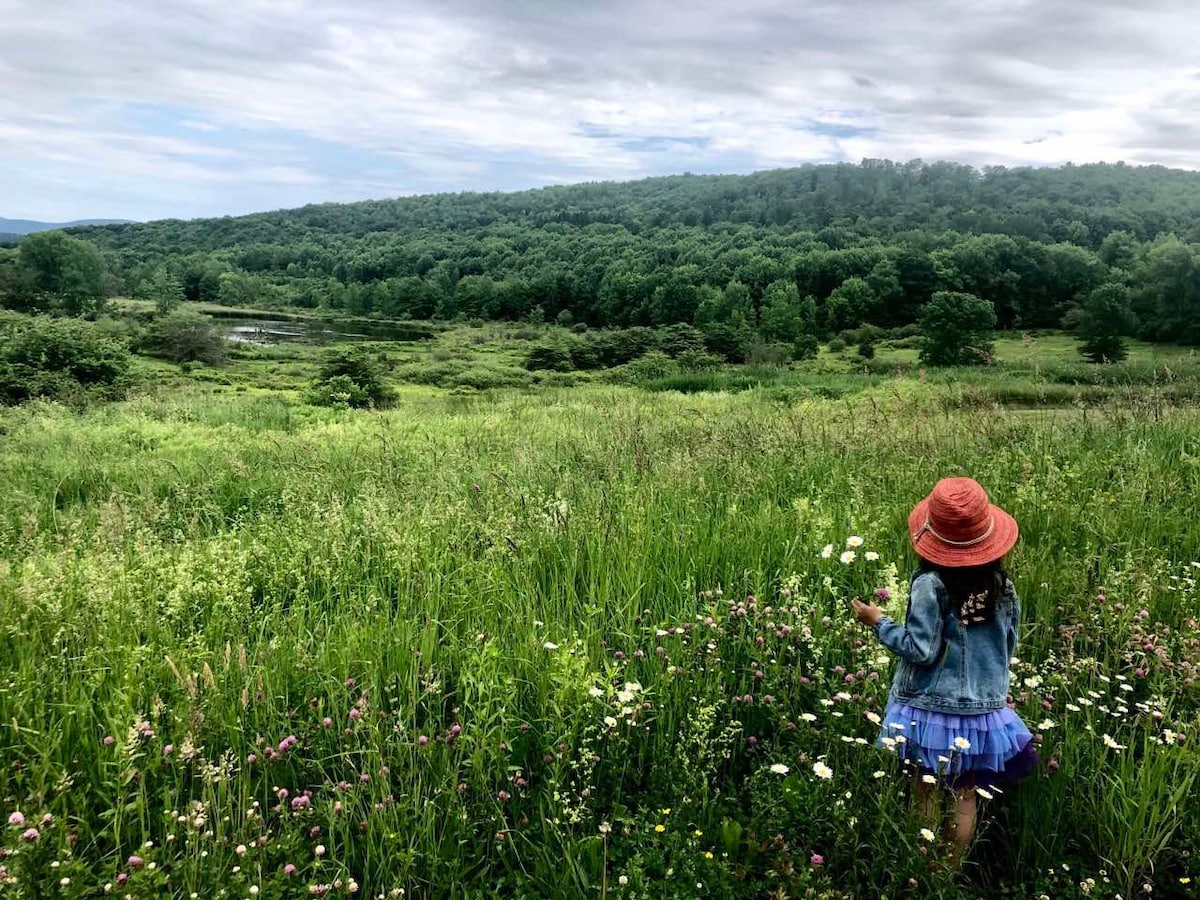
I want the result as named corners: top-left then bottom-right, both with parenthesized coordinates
top-left (223, 316), bottom-right (435, 345)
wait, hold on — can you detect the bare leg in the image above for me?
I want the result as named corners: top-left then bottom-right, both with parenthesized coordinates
top-left (945, 787), bottom-right (978, 869)
top-left (915, 777), bottom-right (939, 822)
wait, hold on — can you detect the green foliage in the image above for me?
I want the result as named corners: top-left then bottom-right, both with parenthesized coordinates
top-left (0, 314), bottom-right (131, 404)
top-left (9, 231), bottom-right (106, 315)
top-left (141, 308), bottom-right (227, 364)
top-left (309, 348), bottom-right (396, 408)
top-left (919, 291), bottom-right (997, 366)
top-left (526, 343), bottom-right (575, 372)
top-left (1076, 284), bottom-right (1135, 363)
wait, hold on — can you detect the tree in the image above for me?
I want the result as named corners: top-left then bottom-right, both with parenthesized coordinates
top-left (825, 277), bottom-right (877, 332)
top-left (17, 231), bottom-right (106, 316)
top-left (143, 266), bottom-right (184, 315)
top-left (309, 349), bottom-right (395, 408)
top-left (142, 309), bottom-right (226, 364)
top-left (1075, 283), bottom-right (1135, 363)
top-left (758, 280), bottom-right (805, 343)
top-left (918, 291), bottom-right (997, 366)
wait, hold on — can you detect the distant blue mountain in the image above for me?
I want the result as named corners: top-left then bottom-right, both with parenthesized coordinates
top-left (0, 217), bottom-right (136, 236)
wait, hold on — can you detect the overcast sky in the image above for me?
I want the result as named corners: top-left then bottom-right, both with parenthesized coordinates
top-left (2, 0), bottom-right (1199, 222)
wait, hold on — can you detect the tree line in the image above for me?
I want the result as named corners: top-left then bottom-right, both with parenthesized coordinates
top-left (3, 160), bottom-right (1200, 362)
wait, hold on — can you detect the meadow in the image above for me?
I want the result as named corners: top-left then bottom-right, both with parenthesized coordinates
top-left (1, 327), bottom-right (1199, 898)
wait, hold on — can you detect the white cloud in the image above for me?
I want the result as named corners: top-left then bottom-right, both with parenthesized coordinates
top-left (1, 0), bottom-right (1199, 219)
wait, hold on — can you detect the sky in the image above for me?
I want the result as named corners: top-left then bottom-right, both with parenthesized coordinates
top-left (2, 0), bottom-right (1199, 223)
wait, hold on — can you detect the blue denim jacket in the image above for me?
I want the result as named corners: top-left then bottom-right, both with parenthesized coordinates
top-left (872, 570), bottom-right (1019, 713)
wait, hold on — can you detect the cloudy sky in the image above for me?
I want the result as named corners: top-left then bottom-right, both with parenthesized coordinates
top-left (2, 0), bottom-right (1198, 222)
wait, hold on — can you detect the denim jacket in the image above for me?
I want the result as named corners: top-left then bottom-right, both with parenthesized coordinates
top-left (872, 570), bottom-right (1019, 713)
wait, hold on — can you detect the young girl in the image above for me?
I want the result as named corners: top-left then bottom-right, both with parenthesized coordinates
top-left (850, 477), bottom-right (1038, 865)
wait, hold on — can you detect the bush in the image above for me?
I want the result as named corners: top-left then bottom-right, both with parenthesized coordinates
top-left (0, 315), bottom-right (131, 405)
top-left (607, 350), bottom-right (679, 384)
top-left (746, 342), bottom-right (793, 366)
top-left (676, 349), bottom-right (725, 372)
top-left (141, 308), bottom-right (226, 364)
top-left (919, 291), bottom-right (996, 366)
top-left (309, 349), bottom-right (396, 408)
top-left (700, 321), bottom-right (752, 363)
top-left (525, 344), bottom-right (575, 372)
top-left (655, 323), bottom-right (705, 358)
top-left (827, 337), bottom-right (847, 353)
top-left (858, 339), bottom-right (876, 360)
top-left (793, 334), bottom-right (820, 361)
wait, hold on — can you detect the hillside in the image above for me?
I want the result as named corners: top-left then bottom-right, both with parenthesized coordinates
top-left (8, 160), bottom-right (1200, 343)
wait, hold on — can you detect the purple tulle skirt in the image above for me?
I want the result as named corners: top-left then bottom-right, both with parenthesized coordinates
top-left (876, 699), bottom-right (1039, 789)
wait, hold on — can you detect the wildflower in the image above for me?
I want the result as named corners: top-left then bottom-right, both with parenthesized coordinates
top-left (127, 855), bottom-right (144, 869)
top-left (7, 812), bottom-right (23, 827)
top-left (661, 808), bottom-right (671, 815)
top-left (820, 544), bottom-right (834, 559)
top-left (810, 853), bottom-right (824, 866)
top-left (654, 824), bottom-right (666, 833)
top-left (800, 712), bottom-right (817, 722)
top-left (1101, 734), bottom-right (1127, 750)
top-left (873, 769), bottom-right (886, 778)
top-left (348, 708), bottom-right (361, 721)
top-left (812, 761), bottom-right (833, 780)
top-left (164, 744), bottom-right (174, 756)
top-left (770, 763), bottom-right (790, 775)
top-left (543, 642), bottom-right (559, 651)
top-left (920, 828), bottom-right (936, 842)
top-left (840, 550), bottom-right (857, 564)
top-left (599, 822), bottom-right (611, 835)
top-left (603, 716), bottom-right (618, 728)
top-left (284, 864), bottom-right (297, 876)
top-left (618, 875), bottom-right (629, 885)
top-left (865, 551), bottom-right (880, 561)
top-left (103, 735), bottom-right (114, 746)
top-left (588, 687), bottom-right (604, 698)
top-left (953, 736), bottom-right (971, 751)
top-left (236, 844), bottom-right (247, 856)
top-left (1038, 719), bottom-right (1056, 730)
top-left (922, 774), bottom-right (937, 784)
top-left (704, 851), bottom-right (714, 859)
top-left (314, 845), bottom-right (326, 857)
top-left (418, 735), bottom-right (429, 747)
top-left (975, 787), bottom-right (994, 800)
top-left (846, 536), bottom-right (864, 548)
top-left (20, 828), bottom-right (38, 842)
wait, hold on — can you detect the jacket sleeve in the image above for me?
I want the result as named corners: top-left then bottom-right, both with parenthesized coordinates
top-left (1005, 581), bottom-right (1021, 660)
top-left (872, 573), bottom-right (945, 666)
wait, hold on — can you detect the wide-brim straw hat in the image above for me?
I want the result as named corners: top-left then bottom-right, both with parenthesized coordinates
top-left (908, 477), bottom-right (1019, 567)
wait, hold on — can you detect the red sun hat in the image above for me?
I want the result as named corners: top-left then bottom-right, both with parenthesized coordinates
top-left (908, 477), bottom-right (1019, 567)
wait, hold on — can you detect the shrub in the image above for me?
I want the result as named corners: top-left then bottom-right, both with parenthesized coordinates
top-left (309, 348), bottom-right (396, 408)
top-left (793, 334), bottom-right (820, 361)
top-left (700, 321), bottom-right (752, 363)
top-left (525, 344), bottom-right (575, 372)
top-left (656, 323), bottom-right (705, 358)
top-left (746, 342), bottom-right (793, 366)
top-left (607, 350), bottom-right (679, 384)
top-left (827, 337), bottom-right (847, 353)
top-left (0, 315), bottom-right (131, 405)
top-left (676, 349), bottom-right (725, 372)
top-left (141, 308), bottom-right (226, 364)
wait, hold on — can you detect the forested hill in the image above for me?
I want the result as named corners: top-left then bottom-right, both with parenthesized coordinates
top-left (10, 160), bottom-right (1200, 342)
top-left (77, 161), bottom-right (1200, 249)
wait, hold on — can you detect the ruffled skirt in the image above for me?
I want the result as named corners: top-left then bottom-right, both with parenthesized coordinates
top-left (875, 699), bottom-right (1039, 788)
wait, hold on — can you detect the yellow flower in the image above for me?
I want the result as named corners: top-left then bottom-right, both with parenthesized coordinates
top-left (654, 824), bottom-right (666, 833)
top-left (704, 851), bottom-right (714, 859)
top-left (661, 808), bottom-right (671, 816)
top-left (694, 829), bottom-right (703, 837)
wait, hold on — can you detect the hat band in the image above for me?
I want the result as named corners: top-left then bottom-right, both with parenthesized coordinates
top-left (912, 514), bottom-right (995, 548)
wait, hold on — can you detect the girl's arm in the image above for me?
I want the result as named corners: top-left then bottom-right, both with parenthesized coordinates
top-left (871, 574), bottom-right (945, 666)
top-left (1006, 581), bottom-right (1021, 660)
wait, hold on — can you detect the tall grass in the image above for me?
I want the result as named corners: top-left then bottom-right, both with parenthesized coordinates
top-left (0, 386), bottom-right (1197, 897)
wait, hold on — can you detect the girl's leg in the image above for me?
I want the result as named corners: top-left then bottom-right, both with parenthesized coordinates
top-left (945, 786), bottom-right (978, 869)
top-left (915, 776), bottom-right (939, 821)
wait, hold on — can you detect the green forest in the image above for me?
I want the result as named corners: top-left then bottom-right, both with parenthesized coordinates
top-left (4, 160), bottom-right (1200, 358)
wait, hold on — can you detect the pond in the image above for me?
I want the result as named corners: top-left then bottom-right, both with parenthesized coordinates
top-left (222, 317), bottom-right (436, 345)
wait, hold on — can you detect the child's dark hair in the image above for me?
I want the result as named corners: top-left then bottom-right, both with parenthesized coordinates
top-left (919, 558), bottom-right (1010, 626)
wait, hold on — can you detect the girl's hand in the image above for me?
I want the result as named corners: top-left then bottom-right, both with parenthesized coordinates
top-left (851, 597), bottom-right (883, 627)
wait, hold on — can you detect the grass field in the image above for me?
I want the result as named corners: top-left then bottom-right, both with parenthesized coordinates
top-left (1, 324), bottom-right (1199, 898)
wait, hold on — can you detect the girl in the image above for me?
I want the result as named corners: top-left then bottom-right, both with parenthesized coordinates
top-left (850, 477), bottom-right (1038, 865)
